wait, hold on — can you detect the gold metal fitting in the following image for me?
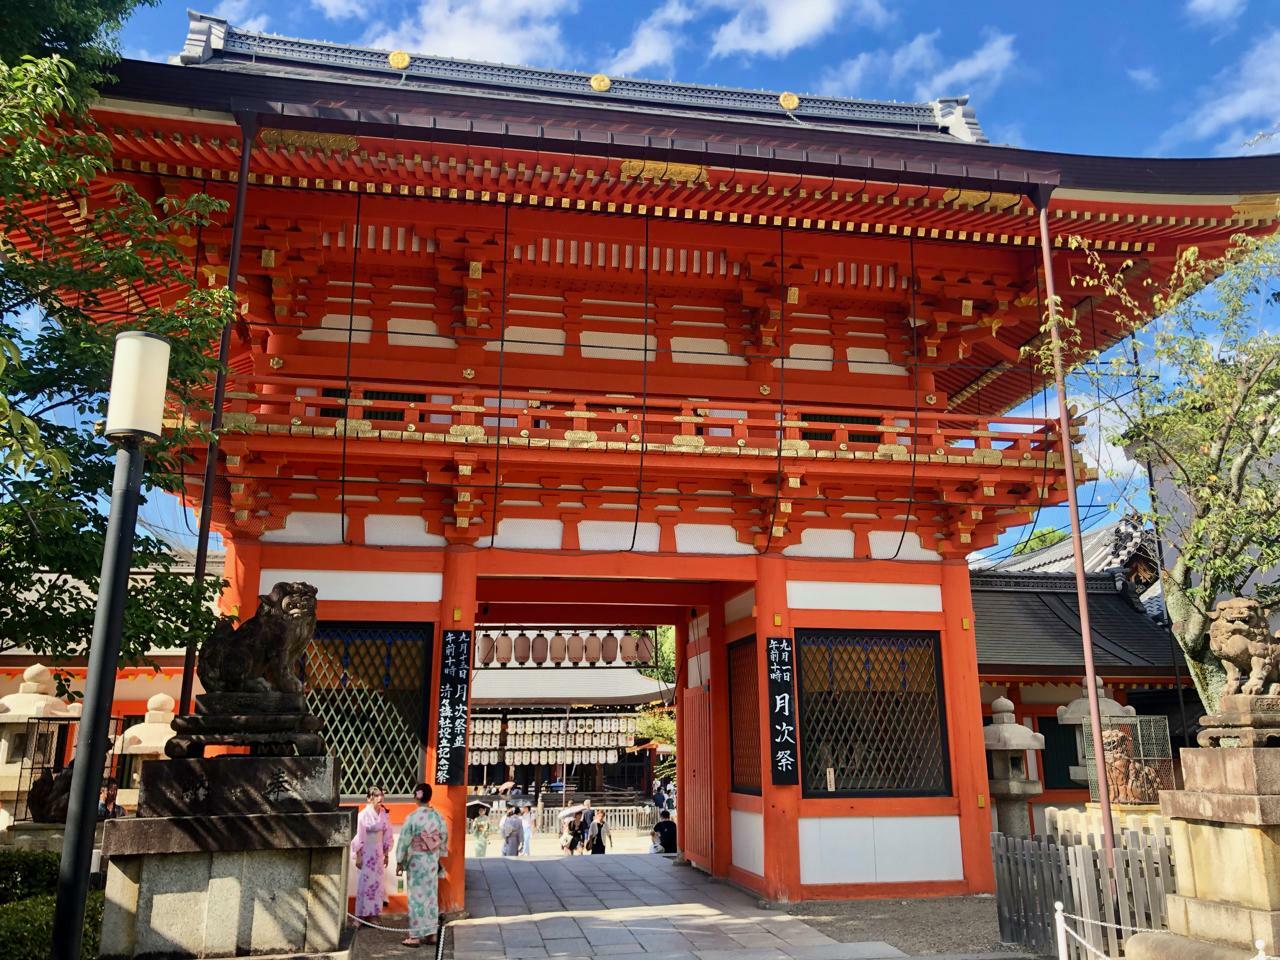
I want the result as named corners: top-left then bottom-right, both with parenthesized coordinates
top-left (462, 368), bottom-right (476, 380)
top-left (388, 50), bottom-right (411, 70)
top-left (630, 434), bottom-right (641, 442)
top-left (737, 438), bottom-right (746, 447)
top-left (406, 423), bottom-right (416, 432)
top-left (778, 91), bottom-right (800, 110)
top-left (290, 416), bottom-right (301, 425)
top-left (924, 393), bottom-right (938, 405)
top-left (759, 384), bottom-right (771, 395)
top-left (269, 356), bottom-right (284, 369)
top-left (590, 73), bottom-right (612, 92)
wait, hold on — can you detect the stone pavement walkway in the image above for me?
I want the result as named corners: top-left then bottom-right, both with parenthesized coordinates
top-left (453, 854), bottom-right (906, 960)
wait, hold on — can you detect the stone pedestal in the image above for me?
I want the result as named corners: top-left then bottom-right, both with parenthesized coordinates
top-left (99, 754), bottom-right (353, 959)
top-left (0, 820), bottom-right (101, 854)
top-left (1127, 696), bottom-right (1280, 959)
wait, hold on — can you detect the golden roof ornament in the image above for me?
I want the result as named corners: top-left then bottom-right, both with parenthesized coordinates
top-left (589, 73), bottom-right (612, 92)
top-left (778, 91), bottom-right (800, 111)
top-left (387, 50), bottom-right (411, 70)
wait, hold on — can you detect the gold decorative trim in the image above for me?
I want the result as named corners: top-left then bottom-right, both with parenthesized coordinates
top-left (778, 92), bottom-right (800, 111)
top-left (589, 73), bottom-right (612, 92)
top-left (259, 128), bottom-right (359, 153)
top-left (388, 50), bottom-right (411, 70)
top-left (619, 159), bottom-right (708, 186)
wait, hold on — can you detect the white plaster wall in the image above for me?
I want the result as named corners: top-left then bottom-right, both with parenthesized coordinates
top-left (298, 313), bottom-right (372, 343)
top-left (773, 343), bottom-right (834, 372)
top-left (580, 330), bottom-right (656, 362)
top-left (846, 345), bottom-right (906, 377)
top-left (783, 528), bottom-right (855, 559)
top-left (687, 651), bottom-right (709, 688)
top-left (798, 815), bottom-right (963, 885)
top-left (258, 569), bottom-right (443, 603)
top-left (730, 809), bottom-right (765, 877)
top-left (364, 514), bottom-right (447, 547)
top-left (387, 317), bottom-right (455, 349)
top-left (786, 580), bottom-right (942, 612)
top-left (485, 325), bottom-right (565, 356)
top-left (670, 337), bottom-right (746, 366)
top-left (724, 588), bottom-right (755, 626)
top-left (476, 518), bottom-right (564, 550)
top-left (260, 512), bottom-right (345, 544)
top-left (576, 520), bottom-right (660, 552)
top-left (867, 531), bottom-right (942, 562)
top-left (675, 524), bottom-right (754, 554)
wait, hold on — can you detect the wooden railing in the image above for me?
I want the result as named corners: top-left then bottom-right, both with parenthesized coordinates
top-left (188, 374), bottom-right (1068, 467)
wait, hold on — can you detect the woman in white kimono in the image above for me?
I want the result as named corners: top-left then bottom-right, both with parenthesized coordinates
top-left (395, 783), bottom-right (448, 948)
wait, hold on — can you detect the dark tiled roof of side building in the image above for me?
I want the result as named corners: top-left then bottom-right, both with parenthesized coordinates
top-left (174, 11), bottom-right (988, 143)
top-left (971, 571), bottom-right (1175, 672)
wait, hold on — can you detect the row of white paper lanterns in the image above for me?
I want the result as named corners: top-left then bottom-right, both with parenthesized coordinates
top-left (507, 716), bottom-right (638, 735)
top-left (470, 732), bottom-right (632, 749)
top-left (469, 749), bottom-right (622, 766)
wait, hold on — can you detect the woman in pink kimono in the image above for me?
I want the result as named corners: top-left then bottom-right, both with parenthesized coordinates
top-left (395, 783), bottom-right (448, 948)
top-left (350, 787), bottom-right (392, 922)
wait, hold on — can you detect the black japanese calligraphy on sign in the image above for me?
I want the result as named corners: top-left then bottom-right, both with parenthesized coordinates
top-left (766, 635), bottom-right (799, 785)
top-left (434, 629), bottom-right (472, 786)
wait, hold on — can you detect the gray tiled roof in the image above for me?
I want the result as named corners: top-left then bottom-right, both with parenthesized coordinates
top-left (972, 572), bottom-right (1175, 671)
top-left (972, 518), bottom-right (1153, 575)
top-left (174, 11), bottom-right (987, 143)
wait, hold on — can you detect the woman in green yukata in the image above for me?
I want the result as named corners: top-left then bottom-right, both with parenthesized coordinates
top-left (395, 782), bottom-right (449, 948)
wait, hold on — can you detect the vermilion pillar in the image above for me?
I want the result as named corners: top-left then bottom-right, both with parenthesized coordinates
top-left (674, 618), bottom-right (689, 849)
top-left (707, 586), bottom-right (733, 877)
top-left (219, 538), bottom-right (261, 621)
top-left (753, 554), bottom-right (801, 903)
top-left (433, 545), bottom-right (478, 916)
top-left (940, 559), bottom-right (995, 892)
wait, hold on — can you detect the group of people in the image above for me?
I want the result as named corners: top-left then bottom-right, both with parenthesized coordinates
top-left (560, 804), bottom-right (613, 855)
top-left (351, 784), bottom-right (447, 950)
top-left (497, 805), bottom-right (536, 856)
top-left (651, 775), bottom-right (675, 813)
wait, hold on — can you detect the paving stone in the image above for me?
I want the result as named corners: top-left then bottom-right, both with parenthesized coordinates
top-left (693, 949), bottom-right (787, 960)
top-left (537, 918), bottom-right (583, 940)
top-left (787, 944), bottom-right (907, 960)
top-left (543, 938), bottom-right (591, 956)
top-left (504, 948), bottom-right (549, 959)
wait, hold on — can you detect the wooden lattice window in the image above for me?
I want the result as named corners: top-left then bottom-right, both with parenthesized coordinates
top-left (728, 637), bottom-right (761, 794)
top-left (796, 629), bottom-right (950, 797)
top-left (305, 621), bottom-right (432, 799)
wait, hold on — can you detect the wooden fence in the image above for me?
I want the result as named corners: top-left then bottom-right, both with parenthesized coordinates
top-left (992, 829), bottom-right (1175, 958)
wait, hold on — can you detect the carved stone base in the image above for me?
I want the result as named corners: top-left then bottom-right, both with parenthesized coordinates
top-left (1125, 932), bottom-right (1258, 960)
top-left (168, 693), bottom-right (326, 758)
top-left (1197, 694), bottom-right (1280, 747)
top-left (137, 756), bottom-right (341, 817)
top-left (100, 812), bottom-right (353, 959)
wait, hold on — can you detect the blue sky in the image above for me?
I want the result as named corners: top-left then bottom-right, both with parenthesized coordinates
top-left (118, 0), bottom-right (1280, 158)
top-left (113, 0), bottom-right (1278, 556)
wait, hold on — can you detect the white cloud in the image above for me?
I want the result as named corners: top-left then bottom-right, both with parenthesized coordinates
top-left (213, 0), bottom-right (269, 32)
top-left (912, 30), bottom-right (1014, 100)
top-left (366, 0), bottom-right (577, 65)
top-left (312, 0), bottom-right (369, 19)
top-left (707, 0), bottom-right (890, 59)
top-left (817, 29), bottom-right (1016, 103)
top-left (1185, 0), bottom-right (1246, 22)
top-left (1157, 28), bottom-right (1280, 154)
top-left (606, 0), bottom-right (696, 77)
top-left (1127, 67), bottom-right (1159, 91)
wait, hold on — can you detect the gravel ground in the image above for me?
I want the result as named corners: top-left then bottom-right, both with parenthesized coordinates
top-left (787, 895), bottom-right (1028, 957)
top-left (351, 915), bottom-right (451, 960)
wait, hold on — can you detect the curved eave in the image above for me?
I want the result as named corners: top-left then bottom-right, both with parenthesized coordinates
top-left (104, 60), bottom-right (1280, 200)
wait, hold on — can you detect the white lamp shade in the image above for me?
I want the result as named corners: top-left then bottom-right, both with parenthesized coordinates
top-left (105, 332), bottom-right (171, 441)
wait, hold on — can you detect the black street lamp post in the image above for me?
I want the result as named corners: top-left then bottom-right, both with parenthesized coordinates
top-left (52, 331), bottom-right (171, 960)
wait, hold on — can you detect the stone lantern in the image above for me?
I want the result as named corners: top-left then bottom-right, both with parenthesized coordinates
top-left (0, 664), bottom-right (77, 831)
top-left (984, 697), bottom-right (1045, 837)
top-left (1056, 676), bottom-right (1134, 784)
top-left (116, 694), bottom-right (177, 796)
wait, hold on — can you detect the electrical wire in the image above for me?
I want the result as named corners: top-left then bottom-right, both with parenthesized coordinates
top-left (338, 193), bottom-right (362, 544)
top-left (486, 201), bottom-right (511, 548)
top-left (888, 233), bottom-right (920, 559)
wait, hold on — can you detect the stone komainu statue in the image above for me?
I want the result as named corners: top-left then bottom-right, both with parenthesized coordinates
top-left (1101, 727), bottom-right (1160, 805)
top-left (197, 581), bottom-right (318, 694)
top-left (1207, 597), bottom-right (1280, 697)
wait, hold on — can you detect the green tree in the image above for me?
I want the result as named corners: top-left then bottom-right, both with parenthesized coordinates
top-left (637, 625), bottom-right (676, 686)
top-left (1012, 527), bottom-right (1069, 555)
top-left (0, 50), bottom-right (232, 688)
top-left (0, 0), bottom-right (158, 96)
top-left (1060, 231), bottom-right (1280, 711)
